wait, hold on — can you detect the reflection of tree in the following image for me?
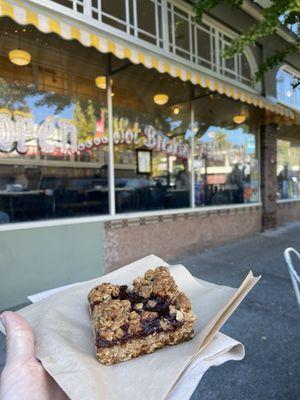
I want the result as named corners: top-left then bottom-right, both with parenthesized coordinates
top-left (0, 78), bottom-right (72, 114)
top-left (34, 92), bottom-right (71, 114)
top-left (277, 140), bottom-right (290, 169)
top-left (214, 131), bottom-right (229, 150)
top-left (278, 140), bottom-right (300, 171)
top-left (290, 146), bottom-right (300, 168)
top-left (74, 100), bottom-right (96, 142)
top-left (0, 78), bottom-right (102, 117)
top-left (0, 78), bottom-right (36, 111)
top-left (202, 130), bottom-right (229, 161)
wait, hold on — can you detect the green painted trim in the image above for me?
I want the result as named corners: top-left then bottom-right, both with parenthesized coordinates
top-left (0, 221), bottom-right (104, 310)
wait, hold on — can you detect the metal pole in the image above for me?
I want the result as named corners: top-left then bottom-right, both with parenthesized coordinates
top-left (106, 63), bottom-right (116, 215)
top-left (190, 101), bottom-right (195, 208)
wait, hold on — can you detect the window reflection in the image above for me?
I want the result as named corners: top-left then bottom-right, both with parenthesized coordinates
top-left (0, 19), bottom-right (109, 223)
top-left (276, 68), bottom-right (300, 110)
top-left (111, 66), bottom-right (191, 213)
top-left (0, 17), bottom-right (261, 225)
top-left (277, 139), bottom-right (300, 199)
top-left (193, 97), bottom-right (259, 206)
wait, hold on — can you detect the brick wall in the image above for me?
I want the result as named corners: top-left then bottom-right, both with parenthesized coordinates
top-left (104, 205), bottom-right (262, 271)
top-left (277, 201), bottom-right (300, 226)
top-left (261, 124), bottom-right (278, 229)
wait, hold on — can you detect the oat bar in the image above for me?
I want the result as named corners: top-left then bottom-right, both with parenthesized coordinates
top-left (88, 266), bottom-right (196, 365)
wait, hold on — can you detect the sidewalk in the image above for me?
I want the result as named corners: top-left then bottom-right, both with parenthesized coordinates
top-left (1, 223), bottom-right (300, 399)
top-left (171, 222), bottom-right (300, 400)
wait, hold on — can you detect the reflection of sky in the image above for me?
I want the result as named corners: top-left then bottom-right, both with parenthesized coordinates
top-left (27, 95), bottom-right (74, 123)
top-left (165, 117), bottom-right (183, 131)
top-left (200, 126), bottom-right (252, 146)
top-left (16, 94), bottom-right (254, 150)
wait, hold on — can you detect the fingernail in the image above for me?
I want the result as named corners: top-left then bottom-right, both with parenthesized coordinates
top-left (0, 314), bottom-right (6, 332)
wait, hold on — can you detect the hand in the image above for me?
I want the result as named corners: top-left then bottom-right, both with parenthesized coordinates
top-left (0, 311), bottom-right (68, 400)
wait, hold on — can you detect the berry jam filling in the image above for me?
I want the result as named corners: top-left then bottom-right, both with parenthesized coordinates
top-left (95, 285), bottom-right (182, 348)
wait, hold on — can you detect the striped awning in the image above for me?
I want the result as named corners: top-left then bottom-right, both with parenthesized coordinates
top-left (0, 0), bottom-right (295, 121)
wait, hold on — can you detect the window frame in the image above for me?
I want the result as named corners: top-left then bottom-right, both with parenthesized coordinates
top-left (30, 0), bottom-right (259, 92)
top-left (276, 65), bottom-right (300, 112)
top-left (0, 73), bottom-right (262, 226)
top-left (0, 22), bottom-right (262, 229)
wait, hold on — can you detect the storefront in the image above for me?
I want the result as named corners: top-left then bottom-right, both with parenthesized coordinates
top-left (0, 15), bottom-right (274, 223)
top-left (276, 123), bottom-right (300, 225)
top-left (277, 135), bottom-right (300, 200)
top-left (0, 0), bottom-right (298, 308)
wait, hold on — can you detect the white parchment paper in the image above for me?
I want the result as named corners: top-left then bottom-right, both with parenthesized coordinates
top-left (0, 255), bottom-right (260, 400)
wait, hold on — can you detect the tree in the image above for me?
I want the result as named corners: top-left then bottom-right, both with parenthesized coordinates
top-left (194, 0), bottom-right (300, 87)
top-left (0, 78), bottom-right (36, 111)
top-left (74, 100), bottom-right (97, 142)
top-left (0, 77), bottom-right (72, 113)
top-left (213, 130), bottom-right (229, 150)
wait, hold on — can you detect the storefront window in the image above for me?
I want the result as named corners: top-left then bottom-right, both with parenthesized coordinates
top-left (277, 139), bottom-right (300, 199)
top-left (0, 19), bottom-right (109, 223)
top-left (0, 17), bottom-right (262, 226)
top-left (111, 65), bottom-right (191, 213)
top-left (276, 67), bottom-right (300, 110)
top-left (193, 96), bottom-right (259, 206)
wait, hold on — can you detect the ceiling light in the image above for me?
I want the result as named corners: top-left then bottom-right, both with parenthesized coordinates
top-left (233, 114), bottom-right (247, 124)
top-left (173, 106), bottom-right (180, 115)
top-left (95, 76), bottom-right (113, 90)
top-left (9, 49), bottom-right (31, 66)
top-left (153, 93), bottom-right (169, 105)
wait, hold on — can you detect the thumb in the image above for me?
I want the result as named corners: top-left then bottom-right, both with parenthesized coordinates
top-left (1, 311), bottom-right (35, 366)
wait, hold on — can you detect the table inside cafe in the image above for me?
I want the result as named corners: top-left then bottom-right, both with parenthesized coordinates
top-left (0, 177), bottom-right (191, 223)
top-left (0, 189), bottom-right (53, 222)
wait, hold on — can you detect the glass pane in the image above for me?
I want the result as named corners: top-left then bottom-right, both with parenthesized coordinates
top-left (222, 38), bottom-right (235, 73)
top-left (101, 0), bottom-right (127, 22)
top-left (99, 0), bottom-right (127, 31)
top-left (277, 68), bottom-right (300, 109)
top-left (241, 54), bottom-right (251, 80)
top-left (49, 0), bottom-right (84, 12)
top-left (196, 26), bottom-right (211, 63)
top-left (0, 19), bottom-right (109, 224)
top-left (173, 9), bottom-right (190, 57)
top-left (193, 96), bottom-right (259, 206)
top-left (225, 57), bottom-right (235, 72)
top-left (135, 0), bottom-right (162, 45)
top-left (102, 15), bottom-right (127, 32)
top-left (277, 139), bottom-right (300, 199)
top-left (136, 0), bottom-right (156, 36)
top-left (111, 65), bottom-right (191, 213)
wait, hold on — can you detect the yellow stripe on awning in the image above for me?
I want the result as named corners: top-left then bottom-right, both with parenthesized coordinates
top-left (0, 0), bottom-right (295, 121)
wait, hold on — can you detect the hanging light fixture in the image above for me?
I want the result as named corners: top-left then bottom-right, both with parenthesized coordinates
top-left (9, 30), bottom-right (31, 66)
top-left (233, 114), bottom-right (247, 124)
top-left (153, 93), bottom-right (169, 105)
top-left (95, 76), bottom-right (113, 90)
top-left (173, 106), bottom-right (180, 115)
top-left (9, 49), bottom-right (31, 66)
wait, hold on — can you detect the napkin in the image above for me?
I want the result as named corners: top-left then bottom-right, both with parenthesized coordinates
top-left (0, 255), bottom-right (260, 400)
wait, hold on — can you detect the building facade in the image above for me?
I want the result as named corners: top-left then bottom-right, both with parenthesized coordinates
top-left (0, 0), bottom-right (299, 308)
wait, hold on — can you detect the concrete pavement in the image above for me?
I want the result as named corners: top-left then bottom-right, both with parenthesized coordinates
top-left (1, 222), bottom-right (300, 399)
top-left (171, 222), bottom-right (300, 400)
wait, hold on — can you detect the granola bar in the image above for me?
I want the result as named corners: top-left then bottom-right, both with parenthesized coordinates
top-left (88, 266), bottom-right (196, 365)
